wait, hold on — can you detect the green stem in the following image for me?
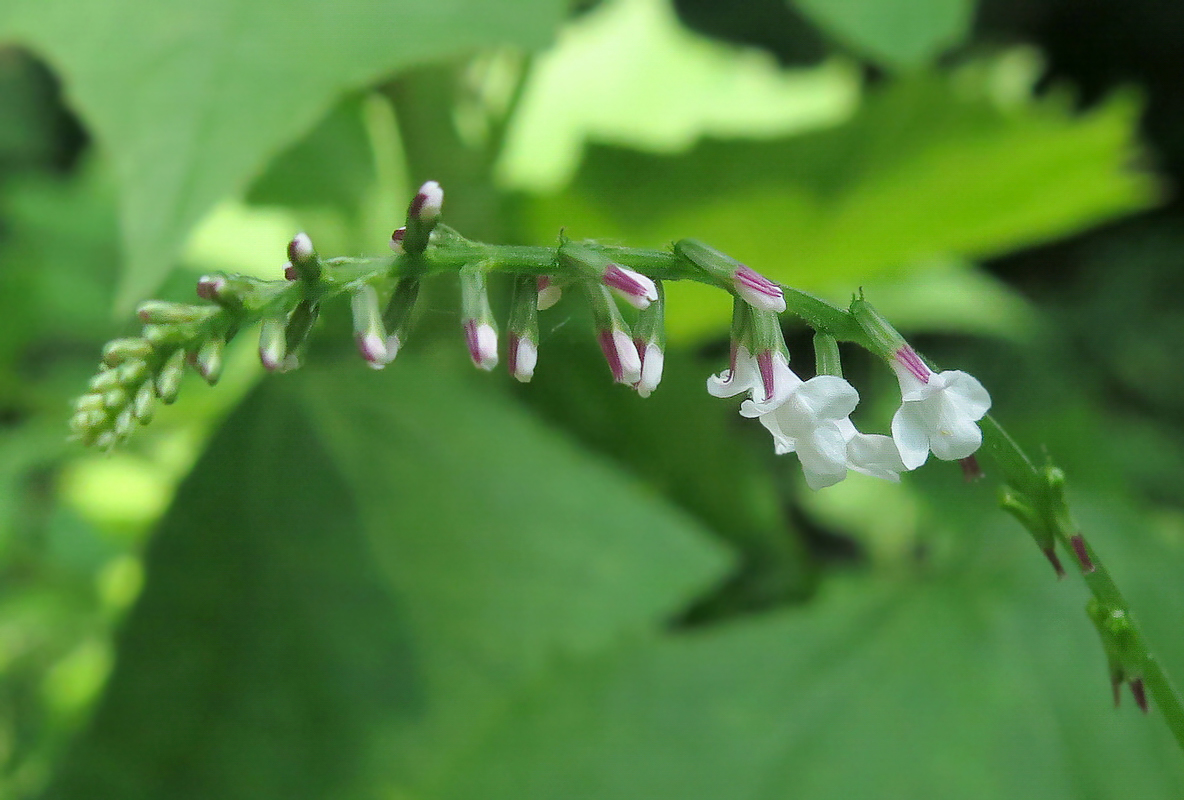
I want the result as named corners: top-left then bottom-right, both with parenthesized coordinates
top-left (980, 417), bottom-right (1184, 751)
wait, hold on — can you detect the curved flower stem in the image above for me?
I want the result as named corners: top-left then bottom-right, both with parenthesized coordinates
top-left (980, 416), bottom-right (1184, 751)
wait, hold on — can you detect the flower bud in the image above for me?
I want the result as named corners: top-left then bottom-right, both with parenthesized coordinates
top-left (507, 275), bottom-right (540, 382)
top-left (350, 284), bottom-right (390, 368)
top-left (258, 318), bottom-right (287, 373)
top-left (195, 337), bottom-right (224, 384)
top-left (409, 181), bottom-right (444, 223)
top-left (102, 338), bottom-right (153, 366)
top-left (560, 242), bottom-right (656, 310)
top-left (460, 269), bottom-right (498, 371)
top-left (632, 280), bottom-right (665, 398)
top-left (381, 277), bottom-right (420, 365)
top-left (584, 282), bottom-right (642, 385)
top-left (133, 383), bottom-right (155, 424)
top-left (286, 232), bottom-right (321, 282)
top-left (136, 301), bottom-right (216, 325)
top-left (155, 349), bottom-right (186, 403)
top-left (674, 239), bottom-right (785, 313)
top-left (537, 276), bottom-right (562, 311)
top-left (196, 274), bottom-right (228, 301)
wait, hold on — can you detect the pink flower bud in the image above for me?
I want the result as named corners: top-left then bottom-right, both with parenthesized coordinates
top-left (464, 320), bottom-right (498, 371)
top-left (732, 265), bottom-right (786, 313)
top-left (602, 264), bottom-right (658, 310)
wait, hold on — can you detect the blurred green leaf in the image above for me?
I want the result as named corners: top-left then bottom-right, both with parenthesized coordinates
top-left (791, 0), bottom-right (975, 68)
top-left (436, 544), bottom-right (1184, 800)
top-left (46, 354), bottom-right (728, 799)
top-left (522, 71), bottom-right (1155, 340)
top-left (0, 0), bottom-right (568, 311)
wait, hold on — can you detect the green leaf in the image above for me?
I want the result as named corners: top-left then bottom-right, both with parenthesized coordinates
top-left (436, 555), bottom-right (1184, 799)
top-left (792, 0), bottom-right (975, 68)
top-left (0, 0), bottom-right (568, 311)
top-left (522, 71), bottom-right (1155, 340)
top-left (46, 354), bottom-right (727, 799)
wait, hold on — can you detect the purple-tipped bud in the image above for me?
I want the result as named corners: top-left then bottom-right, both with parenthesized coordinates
top-left (288, 232), bottom-right (314, 263)
top-left (1071, 534), bottom-right (1095, 573)
top-left (507, 333), bottom-right (538, 383)
top-left (410, 180), bottom-right (444, 222)
top-left (537, 276), bottom-right (562, 311)
top-left (634, 341), bottom-right (664, 398)
top-left (196, 274), bottom-right (228, 301)
top-left (350, 284), bottom-right (389, 367)
top-left (894, 345), bottom-right (932, 384)
top-left (1130, 678), bottom-right (1148, 713)
top-left (389, 226), bottom-right (407, 254)
top-left (602, 264), bottom-right (658, 310)
top-left (258, 319), bottom-right (287, 373)
top-left (464, 320), bottom-right (498, 371)
top-left (732, 265), bottom-right (786, 313)
top-left (597, 328), bottom-right (643, 385)
top-left (284, 261), bottom-right (297, 281)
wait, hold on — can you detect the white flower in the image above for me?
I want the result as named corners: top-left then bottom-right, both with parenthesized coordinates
top-left (890, 353), bottom-right (991, 470)
top-left (739, 373), bottom-right (860, 491)
top-left (706, 346), bottom-right (793, 409)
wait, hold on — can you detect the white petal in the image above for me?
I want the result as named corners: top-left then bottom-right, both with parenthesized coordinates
top-left (891, 406), bottom-right (931, 470)
top-left (940, 371), bottom-right (992, 420)
top-left (927, 416), bottom-right (983, 461)
top-left (795, 376), bottom-right (859, 420)
top-left (846, 432), bottom-right (906, 482)
top-left (707, 346), bottom-right (757, 399)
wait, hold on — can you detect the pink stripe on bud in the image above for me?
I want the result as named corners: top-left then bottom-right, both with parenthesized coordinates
top-left (537, 276), bottom-right (562, 311)
top-left (507, 333), bottom-right (538, 383)
top-left (602, 264), bottom-right (658, 310)
top-left (756, 350), bottom-right (776, 402)
top-left (464, 320), bottom-right (498, 371)
top-left (196, 275), bottom-right (227, 301)
top-left (410, 181), bottom-right (444, 221)
top-left (597, 329), bottom-right (642, 385)
top-left (894, 346), bottom-right (931, 384)
top-left (732, 265), bottom-right (786, 313)
top-left (389, 227), bottom-right (406, 254)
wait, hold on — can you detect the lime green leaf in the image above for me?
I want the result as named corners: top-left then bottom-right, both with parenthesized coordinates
top-left (523, 71), bottom-right (1155, 341)
top-left (792, 0), bottom-right (975, 68)
top-left (46, 355), bottom-right (727, 798)
top-left (437, 559), bottom-right (1184, 799)
top-left (0, 0), bottom-right (567, 311)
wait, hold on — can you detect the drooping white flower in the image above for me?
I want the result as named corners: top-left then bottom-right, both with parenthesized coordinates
top-left (739, 372), bottom-right (861, 491)
top-left (706, 345), bottom-right (794, 410)
top-left (890, 347), bottom-right (991, 470)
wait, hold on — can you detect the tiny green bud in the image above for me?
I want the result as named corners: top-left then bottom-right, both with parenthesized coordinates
top-left (156, 349), bottom-right (186, 403)
top-left (136, 300), bottom-right (216, 325)
top-left (102, 338), bottom-right (153, 366)
top-left (133, 383), bottom-right (155, 424)
top-left (283, 300), bottom-right (318, 359)
top-left (74, 393), bottom-right (105, 414)
top-left (381, 277), bottom-right (421, 363)
top-left (114, 407), bottom-right (135, 438)
top-left (116, 359), bottom-right (148, 385)
top-left (102, 387), bottom-right (129, 410)
top-left (89, 369), bottom-right (121, 393)
top-left (195, 338), bottom-right (224, 384)
top-left (259, 318), bottom-right (288, 373)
